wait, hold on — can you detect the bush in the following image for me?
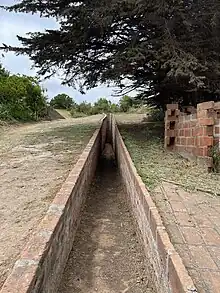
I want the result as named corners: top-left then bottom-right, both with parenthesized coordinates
top-left (119, 95), bottom-right (133, 112)
top-left (50, 94), bottom-right (75, 109)
top-left (70, 108), bottom-right (87, 118)
top-left (0, 69), bottom-right (47, 121)
top-left (148, 108), bottom-right (165, 122)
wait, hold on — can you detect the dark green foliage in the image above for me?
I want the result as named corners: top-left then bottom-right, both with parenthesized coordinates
top-left (70, 97), bottom-right (121, 117)
top-left (76, 101), bottom-right (93, 115)
top-left (0, 63), bottom-right (9, 78)
top-left (0, 64), bottom-right (47, 121)
top-left (119, 95), bottom-right (133, 112)
top-left (93, 98), bottom-right (111, 113)
top-left (2, 1), bottom-right (220, 107)
top-left (110, 103), bottom-right (120, 113)
top-left (50, 93), bottom-right (75, 109)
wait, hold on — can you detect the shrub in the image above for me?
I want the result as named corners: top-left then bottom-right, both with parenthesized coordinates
top-left (70, 108), bottom-right (87, 118)
top-left (50, 93), bottom-right (75, 109)
top-left (0, 69), bottom-right (47, 121)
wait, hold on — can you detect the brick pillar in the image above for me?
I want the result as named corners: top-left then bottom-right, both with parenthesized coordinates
top-left (196, 101), bottom-right (215, 169)
top-left (213, 102), bottom-right (220, 150)
top-left (164, 104), bottom-right (179, 150)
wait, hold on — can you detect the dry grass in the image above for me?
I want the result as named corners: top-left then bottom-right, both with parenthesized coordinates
top-left (119, 122), bottom-right (220, 195)
top-left (0, 117), bottom-right (100, 289)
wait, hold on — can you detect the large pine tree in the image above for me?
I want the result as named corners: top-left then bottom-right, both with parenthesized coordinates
top-left (2, 0), bottom-right (220, 107)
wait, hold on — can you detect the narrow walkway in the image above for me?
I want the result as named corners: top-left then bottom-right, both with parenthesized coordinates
top-left (152, 182), bottom-right (220, 293)
top-left (58, 161), bottom-right (156, 293)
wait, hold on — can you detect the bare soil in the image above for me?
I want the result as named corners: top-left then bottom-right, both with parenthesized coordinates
top-left (58, 160), bottom-right (157, 293)
top-left (0, 115), bottom-right (102, 289)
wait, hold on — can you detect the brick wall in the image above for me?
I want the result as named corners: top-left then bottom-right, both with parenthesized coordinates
top-left (214, 119), bottom-right (220, 150)
top-left (0, 116), bottom-right (107, 293)
top-left (110, 114), bottom-right (196, 293)
top-left (165, 101), bottom-right (220, 169)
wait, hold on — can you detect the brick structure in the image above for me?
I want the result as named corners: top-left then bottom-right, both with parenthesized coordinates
top-left (0, 114), bottom-right (198, 293)
top-left (0, 116), bottom-right (107, 293)
top-left (110, 114), bottom-right (197, 293)
top-left (165, 101), bottom-right (220, 170)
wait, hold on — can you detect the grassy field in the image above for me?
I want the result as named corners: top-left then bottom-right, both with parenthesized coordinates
top-left (119, 121), bottom-right (220, 195)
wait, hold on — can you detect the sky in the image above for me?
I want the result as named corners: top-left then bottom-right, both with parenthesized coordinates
top-left (0, 0), bottom-right (119, 103)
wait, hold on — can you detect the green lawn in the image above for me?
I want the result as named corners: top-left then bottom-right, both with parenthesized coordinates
top-left (119, 122), bottom-right (220, 195)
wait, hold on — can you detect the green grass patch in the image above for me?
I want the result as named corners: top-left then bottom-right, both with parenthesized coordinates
top-left (119, 122), bottom-right (220, 194)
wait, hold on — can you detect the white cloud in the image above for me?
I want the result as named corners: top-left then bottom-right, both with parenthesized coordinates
top-left (0, 3), bottom-right (117, 103)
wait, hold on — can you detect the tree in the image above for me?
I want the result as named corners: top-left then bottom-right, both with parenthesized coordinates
top-left (50, 93), bottom-right (75, 109)
top-left (2, 1), bottom-right (220, 108)
top-left (76, 101), bottom-right (92, 114)
top-left (93, 98), bottom-right (111, 113)
top-left (0, 63), bottom-right (9, 78)
top-left (0, 71), bottom-right (47, 120)
top-left (110, 103), bottom-right (120, 113)
top-left (119, 96), bottom-right (133, 112)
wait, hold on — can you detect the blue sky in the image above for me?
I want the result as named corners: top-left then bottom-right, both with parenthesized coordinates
top-left (0, 0), bottom-right (118, 103)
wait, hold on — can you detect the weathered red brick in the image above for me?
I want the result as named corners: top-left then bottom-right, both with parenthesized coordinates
top-left (197, 101), bottom-right (214, 111)
top-left (190, 121), bottom-right (197, 128)
top-left (205, 125), bottom-right (214, 136)
top-left (179, 129), bottom-right (184, 136)
top-left (157, 227), bottom-right (175, 266)
top-left (166, 129), bottom-right (175, 137)
top-left (168, 253), bottom-right (197, 293)
top-left (184, 129), bottom-right (191, 137)
top-left (166, 109), bottom-right (172, 116)
top-left (199, 117), bottom-right (214, 126)
top-left (149, 207), bottom-right (163, 240)
top-left (195, 127), bottom-right (204, 136)
top-left (180, 137), bottom-right (186, 145)
top-left (167, 104), bottom-right (179, 110)
top-left (199, 136), bottom-right (213, 147)
top-left (197, 109), bottom-right (208, 118)
top-left (214, 102), bottom-right (220, 111)
top-left (214, 126), bottom-right (220, 135)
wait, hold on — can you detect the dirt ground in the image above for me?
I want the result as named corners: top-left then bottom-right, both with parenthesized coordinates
top-left (58, 160), bottom-right (156, 293)
top-left (0, 115), bottom-right (102, 289)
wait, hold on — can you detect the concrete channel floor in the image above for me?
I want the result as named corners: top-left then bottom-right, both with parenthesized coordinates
top-left (152, 182), bottom-right (220, 293)
top-left (58, 160), bottom-right (157, 293)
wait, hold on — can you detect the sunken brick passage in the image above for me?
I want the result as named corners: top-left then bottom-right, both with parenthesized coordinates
top-left (0, 117), bottom-right (107, 293)
top-left (110, 115), bottom-right (197, 293)
top-left (1, 115), bottom-right (197, 293)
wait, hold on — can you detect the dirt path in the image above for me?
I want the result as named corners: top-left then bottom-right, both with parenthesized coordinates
top-left (58, 160), bottom-right (156, 293)
top-left (0, 115), bottom-right (102, 289)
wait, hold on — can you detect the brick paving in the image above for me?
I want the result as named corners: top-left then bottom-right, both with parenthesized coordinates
top-left (152, 182), bottom-right (220, 293)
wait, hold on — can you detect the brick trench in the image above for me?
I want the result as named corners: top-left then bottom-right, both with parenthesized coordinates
top-left (58, 160), bottom-right (156, 293)
top-left (152, 181), bottom-right (220, 293)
